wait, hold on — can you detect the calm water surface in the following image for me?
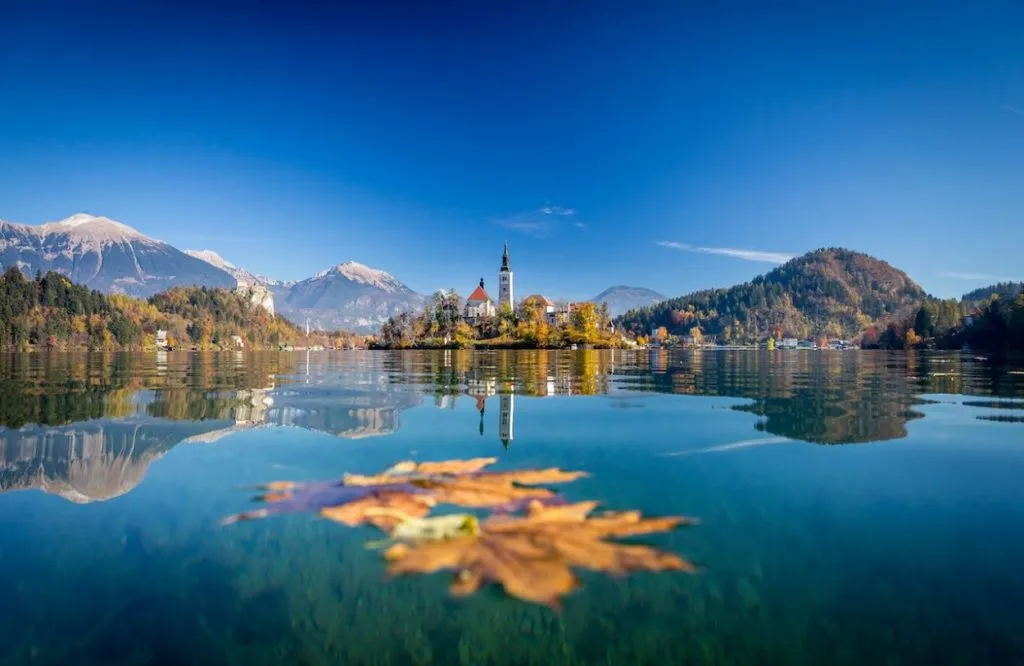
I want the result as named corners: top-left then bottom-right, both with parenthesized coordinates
top-left (1, 350), bottom-right (1023, 665)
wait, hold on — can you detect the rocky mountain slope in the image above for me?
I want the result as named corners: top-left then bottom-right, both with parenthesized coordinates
top-left (185, 248), bottom-right (275, 314)
top-left (617, 248), bottom-right (926, 342)
top-left (591, 285), bottom-right (666, 317)
top-left (0, 214), bottom-right (235, 297)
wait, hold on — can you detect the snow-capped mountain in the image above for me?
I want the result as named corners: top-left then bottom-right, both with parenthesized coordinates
top-left (185, 249), bottom-right (265, 286)
top-left (0, 213), bottom-right (235, 296)
top-left (312, 261), bottom-right (408, 292)
top-left (273, 261), bottom-right (427, 332)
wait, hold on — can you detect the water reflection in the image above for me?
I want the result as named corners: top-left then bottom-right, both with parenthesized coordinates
top-left (0, 418), bottom-right (234, 502)
top-left (2, 350), bottom-right (1023, 503)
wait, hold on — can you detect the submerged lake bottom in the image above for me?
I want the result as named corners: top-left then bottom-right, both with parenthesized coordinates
top-left (1, 349), bottom-right (1023, 665)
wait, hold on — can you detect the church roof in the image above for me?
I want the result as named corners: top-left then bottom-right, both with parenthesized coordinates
top-left (467, 284), bottom-right (491, 302)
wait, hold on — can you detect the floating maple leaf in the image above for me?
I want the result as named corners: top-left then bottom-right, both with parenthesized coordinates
top-left (384, 500), bottom-right (696, 608)
top-left (221, 458), bottom-right (585, 528)
top-left (346, 458), bottom-right (588, 510)
top-left (220, 481), bottom-right (427, 525)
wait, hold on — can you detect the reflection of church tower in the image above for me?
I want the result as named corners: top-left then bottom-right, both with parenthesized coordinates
top-left (498, 243), bottom-right (513, 308)
top-left (499, 393), bottom-right (514, 449)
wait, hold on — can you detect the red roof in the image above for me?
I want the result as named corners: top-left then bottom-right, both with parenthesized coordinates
top-left (467, 284), bottom-right (491, 302)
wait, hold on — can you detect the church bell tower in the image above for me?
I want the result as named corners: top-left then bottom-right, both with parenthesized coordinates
top-left (498, 242), bottom-right (513, 308)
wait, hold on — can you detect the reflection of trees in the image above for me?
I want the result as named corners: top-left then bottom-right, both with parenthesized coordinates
top-left (6, 349), bottom-right (1022, 503)
top-left (614, 349), bottom-right (1024, 444)
top-left (384, 349), bottom-right (615, 399)
top-left (390, 349), bottom-right (940, 445)
top-left (616, 350), bottom-right (926, 444)
top-left (0, 352), bottom-right (296, 428)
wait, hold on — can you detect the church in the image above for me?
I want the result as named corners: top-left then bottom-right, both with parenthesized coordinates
top-left (463, 243), bottom-right (514, 322)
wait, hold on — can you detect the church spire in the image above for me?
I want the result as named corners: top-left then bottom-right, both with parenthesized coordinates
top-left (501, 242), bottom-right (510, 272)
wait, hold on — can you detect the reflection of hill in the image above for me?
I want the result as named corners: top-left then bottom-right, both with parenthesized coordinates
top-left (613, 350), bottom-right (925, 444)
top-left (0, 418), bottom-right (232, 502)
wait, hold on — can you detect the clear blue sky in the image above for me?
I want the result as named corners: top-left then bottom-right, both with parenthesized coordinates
top-left (2, 0), bottom-right (1022, 299)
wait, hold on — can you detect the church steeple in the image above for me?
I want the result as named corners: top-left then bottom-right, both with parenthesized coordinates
top-left (498, 242), bottom-right (513, 308)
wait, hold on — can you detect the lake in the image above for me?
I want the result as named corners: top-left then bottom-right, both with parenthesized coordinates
top-left (1, 349), bottom-right (1023, 665)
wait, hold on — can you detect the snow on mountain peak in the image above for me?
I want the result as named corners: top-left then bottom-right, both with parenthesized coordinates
top-left (56, 213), bottom-right (98, 228)
top-left (311, 260), bottom-right (401, 291)
top-left (40, 213), bottom-right (153, 242)
top-left (185, 249), bottom-right (237, 271)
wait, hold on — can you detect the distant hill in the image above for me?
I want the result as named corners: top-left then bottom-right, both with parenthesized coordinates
top-left (273, 261), bottom-right (426, 332)
top-left (617, 248), bottom-right (926, 342)
top-left (960, 282), bottom-right (1023, 307)
top-left (0, 214), bottom-right (236, 297)
top-left (591, 286), bottom-right (666, 317)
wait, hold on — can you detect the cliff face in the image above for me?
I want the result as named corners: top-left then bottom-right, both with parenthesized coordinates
top-left (235, 281), bottom-right (275, 316)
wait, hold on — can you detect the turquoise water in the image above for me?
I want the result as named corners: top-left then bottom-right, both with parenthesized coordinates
top-left (1, 350), bottom-right (1023, 665)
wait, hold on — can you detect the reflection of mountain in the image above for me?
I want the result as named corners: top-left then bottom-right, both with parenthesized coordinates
top-left (0, 380), bottom-right (424, 502)
top-left (0, 418), bottom-right (232, 502)
top-left (266, 385), bottom-right (422, 439)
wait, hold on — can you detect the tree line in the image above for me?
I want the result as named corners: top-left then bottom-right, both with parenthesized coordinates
top-left (375, 290), bottom-right (624, 349)
top-left (0, 267), bottom-right (359, 350)
top-left (865, 290), bottom-right (1024, 351)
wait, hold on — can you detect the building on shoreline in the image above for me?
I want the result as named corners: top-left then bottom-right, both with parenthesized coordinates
top-left (463, 244), bottom-right (515, 321)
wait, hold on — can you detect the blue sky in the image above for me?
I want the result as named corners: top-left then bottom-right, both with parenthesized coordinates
top-left (1, 0), bottom-right (1023, 300)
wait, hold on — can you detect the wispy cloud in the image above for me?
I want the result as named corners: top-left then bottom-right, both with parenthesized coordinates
top-left (1003, 105), bottom-right (1024, 117)
top-left (492, 205), bottom-right (584, 238)
top-left (656, 241), bottom-right (793, 264)
top-left (938, 270), bottom-right (1019, 282)
top-left (493, 215), bottom-right (552, 237)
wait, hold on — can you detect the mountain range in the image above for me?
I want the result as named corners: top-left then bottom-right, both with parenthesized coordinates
top-left (2, 213), bottom-right (667, 333)
top-left (0, 214), bottom-right (431, 332)
top-left (9, 214), bottom-right (992, 342)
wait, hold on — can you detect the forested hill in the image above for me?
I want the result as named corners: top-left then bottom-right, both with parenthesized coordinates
top-left (617, 248), bottom-right (926, 342)
top-left (0, 267), bottom-right (346, 350)
top-left (961, 282), bottom-right (1024, 307)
